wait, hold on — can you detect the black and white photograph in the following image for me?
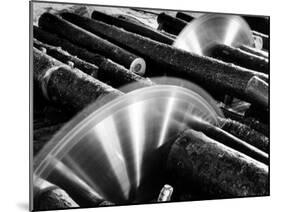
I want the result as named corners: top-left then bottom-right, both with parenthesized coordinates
top-left (30, 0), bottom-right (269, 211)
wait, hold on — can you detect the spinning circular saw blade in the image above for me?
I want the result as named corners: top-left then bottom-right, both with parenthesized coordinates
top-left (34, 78), bottom-right (223, 204)
top-left (173, 14), bottom-right (255, 56)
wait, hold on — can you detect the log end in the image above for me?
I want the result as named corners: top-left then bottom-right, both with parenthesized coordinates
top-left (130, 58), bottom-right (146, 76)
top-left (246, 76), bottom-right (268, 108)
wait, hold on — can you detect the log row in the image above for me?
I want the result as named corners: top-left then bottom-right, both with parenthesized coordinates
top-left (220, 106), bottom-right (269, 136)
top-left (33, 47), bottom-right (123, 113)
top-left (48, 12), bottom-right (268, 106)
top-left (91, 10), bottom-right (174, 45)
top-left (34, 26), bottom-right (153, 89)
top-left (187, 117), bottom-right (268, 164)
top-left (38, 13), bottom-right (146, 76)
top-left (210, 44), bottom-right (268, 74)
top-left (34, 39), bottom-right (99, 78)
top-left (167, 130), bottom-right (268, 199)
top-left (217, 117), bottom-right (269, 153)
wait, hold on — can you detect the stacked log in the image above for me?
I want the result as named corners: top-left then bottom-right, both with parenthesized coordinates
top-left (34, 26), bottom-right (153, 88)
top-left (91, 10), bottom-right (174, 45)
top-left (33, 47), bottom-right (123, 113)
top-left (38, 13), bottom-right (146, 76)
top-left (187, 117), bottom-right (268, 163)
top-left (210, 44), bottom-right (268, 74)
top-left (32, 9), bottom-right (269, 209)
top-left (34, 39), bottom-right (99, 78)
top-left (57, 12), bottom-right (267, 105)
top-left (217, 117), bottom-right (269, 153)
top-left (167, 130), bottom-right (268, 199)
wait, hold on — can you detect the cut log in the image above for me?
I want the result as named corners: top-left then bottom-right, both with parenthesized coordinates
top-left (157, 184), bottom-right (173, 202)
top-left (91, 10), bottom-right (174, 45)
top-left (176, 12), bottom-right (194, 23)
top-left (33, 47), bottom-right (123, 113)
top-left (243, 15), bottom-right (269, 35)
top-left (34, 39), bottom-right (98, 78)
top-left (38, 13), bottom-right (146, 76)
top-left (157, 12), bottom-right (187, 35)
top-left (220, 106), bottom-right (269, 136)
top-left (253, 31), bottom-right (269, 50)
top-left (60, 13), bottom-right (268, 103)
top-left (167, 129), bottom-right (269, 198)
top-left (34, 26), bottom-right (152, 88)
top-left (240, 45), bottom-right (268, 59)
top-left (217, 116), bottom-right (269, 153)
top-left (187, 117), bottom-right (268, 163)
top-left (245, 76), bottom-right (268, 109)
top-left (210, 44), bottom-right (269, 74)
top-left (33, 178), bottom-right (79, 210)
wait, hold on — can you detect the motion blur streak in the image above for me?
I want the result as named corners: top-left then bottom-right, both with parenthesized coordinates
top-left (157, 96), bottom-right (176, 148)
top-left (128, 101), bottom-right (145, 188)
top-left (94, 116), bottom-right (131, 199)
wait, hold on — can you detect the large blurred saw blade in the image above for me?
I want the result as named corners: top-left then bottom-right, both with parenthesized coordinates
top-left (34, 78), bottom-right (223, 204)
top-left (173, 14), bottom-right (254, 56)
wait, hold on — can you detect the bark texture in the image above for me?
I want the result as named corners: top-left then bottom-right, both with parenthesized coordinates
top-left (167, 130), bottom-right (269, 199)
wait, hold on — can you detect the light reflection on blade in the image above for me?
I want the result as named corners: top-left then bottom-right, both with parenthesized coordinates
top-left (157, 96), bottom-right (176, 148)
top-left (93, 116), bottom-right (131, 200)
top-left (128, 101), bottom-right (145, 189)
top-left (173, 14), bottom-right (254, 56)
